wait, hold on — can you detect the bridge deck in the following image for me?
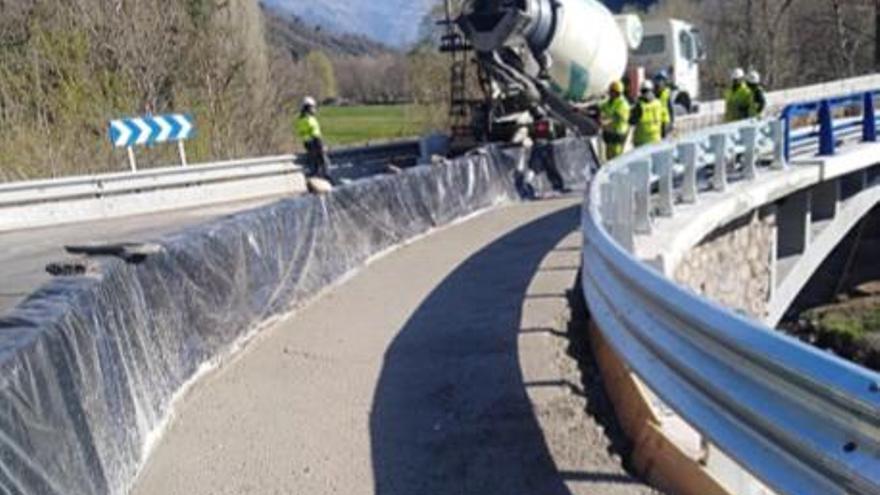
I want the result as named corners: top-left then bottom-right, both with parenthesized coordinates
top-left (131, 196), bottom-right (657, 495)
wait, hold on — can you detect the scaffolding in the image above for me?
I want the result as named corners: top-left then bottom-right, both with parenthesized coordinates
top-left (438, 0), bottom-right (478, 151)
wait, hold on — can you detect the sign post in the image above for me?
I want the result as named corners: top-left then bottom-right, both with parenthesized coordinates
top-left (126, 147), bottom-right (138, 172)
top-left (177, 141), bottom-right (188, 167)
top-left (109, 113), bottom-right (195, 171)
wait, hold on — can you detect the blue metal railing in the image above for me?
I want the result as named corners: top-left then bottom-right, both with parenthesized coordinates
top-left (781, 91), bottom-right (880, 160)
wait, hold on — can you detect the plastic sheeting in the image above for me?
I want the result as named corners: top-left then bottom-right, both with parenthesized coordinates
top-left (0, 138), bottom-right (592, 495)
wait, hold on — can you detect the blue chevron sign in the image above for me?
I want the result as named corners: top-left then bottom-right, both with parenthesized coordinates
top-left (109, 114), bottom-right (195, 148)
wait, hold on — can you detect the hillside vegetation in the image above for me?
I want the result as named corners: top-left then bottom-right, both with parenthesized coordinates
top-left (0, 1), bottom-right (451, 180)
top-left (0, 0), bottom-right (291, 180)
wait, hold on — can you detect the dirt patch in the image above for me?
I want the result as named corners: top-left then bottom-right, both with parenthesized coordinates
top-left (781, 282), bottom-right (880, 371)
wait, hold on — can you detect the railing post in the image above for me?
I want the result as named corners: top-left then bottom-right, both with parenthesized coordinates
top-left (677, 142), bottom-right (698, 203)
top-left (654, 150), bottom-right (675, 217)
top-left (630, 159), bottom-right (652, 234)
top-left (783, 112), bottom-right (792, 162)
top-left (612, 171), bottom-right (634, 251)
top-left (740, 126), bottom-right (758, 180)
top-left (863, 92), bottom-right (877, 143)
top-left (818, 99), bottom-right (836, 156)
top-left (771, 120), bottom-right (788, 170)
top-left (710, 134), bottom-right (727, 191)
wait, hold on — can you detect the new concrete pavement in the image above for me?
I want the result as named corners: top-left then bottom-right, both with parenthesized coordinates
top-left (132, 196), bottom-right (658, 495)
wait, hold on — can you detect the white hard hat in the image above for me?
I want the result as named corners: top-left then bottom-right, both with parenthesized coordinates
top-left (302, 96), bottom-right (317, 108)
top-left (731, 68), bottom-right (745, 81)
top-left (640, 80), bottom-right (655, 92)
top-left (747, 70), bottom-right (761, 85)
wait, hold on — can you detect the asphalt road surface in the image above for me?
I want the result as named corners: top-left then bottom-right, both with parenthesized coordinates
top-left (0, 197), bottom-right (281, 315)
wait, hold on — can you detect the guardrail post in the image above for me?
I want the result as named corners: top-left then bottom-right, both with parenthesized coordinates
top-left (630, 160), bottom-right (652, 234)
top-left (710, 134), bottom-right (727, 191)
top-left (818, 99), bottom-right (836, 156)
top-left (654, 150), bottom-right (675, 217)
top-left (863, 92), bottom-right (877, 143)
top-left (677, 143), bottom-right (698, 204)
top-left (740, 126), bottom-right (758, 180)
top-left (771, 120), bottom-right (788, 170)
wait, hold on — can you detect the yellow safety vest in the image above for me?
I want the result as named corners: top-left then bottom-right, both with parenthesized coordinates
top-left (633, 98), bottom-right (664, 147)
top-left (600, 96), bottom-right (631, 137)
top-left (724, 83), bottom-right (754, 122)
top-left (296, 114), bottom-right (322, 142)
top-left (658, 87), bottom-right (672, 126)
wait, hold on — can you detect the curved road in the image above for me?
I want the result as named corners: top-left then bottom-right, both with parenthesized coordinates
top-left (132, 196), bottom-right (657, 495)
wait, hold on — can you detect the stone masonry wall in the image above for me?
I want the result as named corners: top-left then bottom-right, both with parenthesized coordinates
top-left (673, 209), bottom-right (776, 319)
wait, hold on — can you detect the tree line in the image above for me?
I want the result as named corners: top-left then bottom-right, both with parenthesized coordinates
top-left (633, 0), bottom-right (880, 95)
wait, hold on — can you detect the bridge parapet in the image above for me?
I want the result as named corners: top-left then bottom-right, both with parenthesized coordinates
top-left (582, 90), bottom-right (880, 494)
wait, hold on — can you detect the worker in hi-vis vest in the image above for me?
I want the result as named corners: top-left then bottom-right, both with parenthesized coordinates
top-left (630, 80), bottom-right (665, 147)
top-left (747, 70), bottom-right (767, 117)
top-left (599, 80), bottom-right (630, 161)
top-left (653, 70), bottom-right (674, 137)
top-left (724, 68), bottom-right (754, 122)
top-left (296, 96), bottom-right (333, 183)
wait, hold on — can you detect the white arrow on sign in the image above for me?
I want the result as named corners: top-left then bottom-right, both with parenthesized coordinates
top-left (174, 115), bottom-right (193, 139)
top-left (133, 118), bottom-right (152, 146)
top-left (110, 120), bottom-right (132, 147)
top-left (156, 116), bottom-right (173, 143)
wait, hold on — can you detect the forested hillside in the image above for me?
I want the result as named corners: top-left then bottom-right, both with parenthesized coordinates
top-left (0, 1), bottom-right (449, 180)
top-left (263, 7), bottom-right (391, 59)
top-left (261, 0), bottom-right (435, 47)
top-left (0, 0), bottom-right (286, 179)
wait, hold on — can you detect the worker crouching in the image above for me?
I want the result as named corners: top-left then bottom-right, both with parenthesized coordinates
top-left (296, 96), bottom-right (334, 186)
top-left (630, 80), bottom-right (665, 148)
top-left (600, 81), bottom-right (631, 161)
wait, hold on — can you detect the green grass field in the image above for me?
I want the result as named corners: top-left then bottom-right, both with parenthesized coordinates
top-left (317, 104), bottom-right (438, 146)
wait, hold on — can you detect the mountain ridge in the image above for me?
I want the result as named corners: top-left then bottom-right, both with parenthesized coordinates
top-left (261, 0), bottom-right (435, 47)
top-left (262, 4), bottom-right (393, 58)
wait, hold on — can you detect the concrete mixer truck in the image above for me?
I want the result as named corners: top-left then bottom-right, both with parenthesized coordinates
top-left (441, 0), bottom-right (705, 145)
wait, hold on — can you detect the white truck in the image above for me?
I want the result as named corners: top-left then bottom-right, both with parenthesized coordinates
top-left (628, 17), bottom-right (707, 113)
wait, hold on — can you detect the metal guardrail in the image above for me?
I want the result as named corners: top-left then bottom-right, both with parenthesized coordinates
top-left (583, 96), bottom-right (880, 493)
top-left (0, 138), bottom-right (440, 232)
top-left (782, 91), bottom-right (880, 160)
top-left (0, 155), bottom-right (306, 232)
top-left (678, 74), bottom-right (880, 134)
top-left (0, 155), bottom-right (300, 208)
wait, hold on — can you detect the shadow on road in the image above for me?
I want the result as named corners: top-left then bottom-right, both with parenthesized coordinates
top-left (369, 203), bottom-right (590, 494)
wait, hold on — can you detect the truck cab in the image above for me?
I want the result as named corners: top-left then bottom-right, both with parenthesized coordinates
top-left (628, 18), bottom-right (706, 112)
